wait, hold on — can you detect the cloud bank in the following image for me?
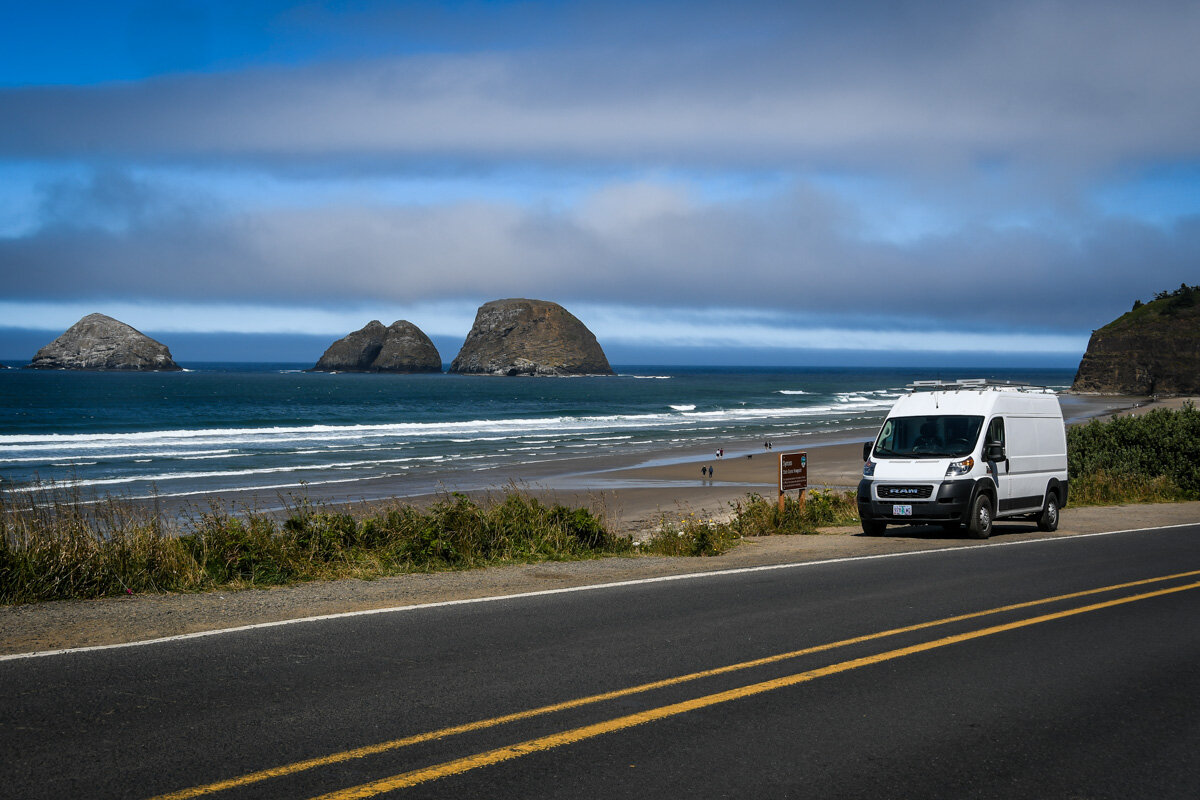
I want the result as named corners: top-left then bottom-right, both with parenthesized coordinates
top-left (2, 0), bottom-right (1199, 354)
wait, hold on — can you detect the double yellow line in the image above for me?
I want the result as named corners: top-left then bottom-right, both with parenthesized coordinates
top-left (152, 569), bottom-right (1200, 800)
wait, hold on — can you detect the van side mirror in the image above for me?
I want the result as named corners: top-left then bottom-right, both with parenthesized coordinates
top-left (862, 441), bottom-right (873, 461)
top-left (985, 443), bottom-right (1006, 461)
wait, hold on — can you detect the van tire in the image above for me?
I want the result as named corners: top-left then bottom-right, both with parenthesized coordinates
top-left (1037, 492), bottom-right (1060, 532)
top-left (862, 520), bottom-right (887, 536)
top-left (967, 493), bottom-right (993, 539)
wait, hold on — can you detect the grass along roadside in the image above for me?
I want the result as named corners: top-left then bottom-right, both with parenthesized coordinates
top-left (0, 488), bottom-right (630, 605)
top-left (646, 490), bottom-right (861, 556)
top-left (0, 481), bottom-right (864, 605)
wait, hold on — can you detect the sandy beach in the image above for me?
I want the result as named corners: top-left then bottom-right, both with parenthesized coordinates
top-left (132, 393), bottom-right (1169, 536)
top-left (541, 437), bottom-right (869, 534)
top-left (1092, 394), bottom-right (1198, 417)
top-left (141, 432), bottom-right (872, 537)
top-left (397, 393), bottom-right (1186, 534)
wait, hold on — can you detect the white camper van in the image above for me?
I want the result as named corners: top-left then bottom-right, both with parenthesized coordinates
top-left (858, 380), bottom-right (1068, 538)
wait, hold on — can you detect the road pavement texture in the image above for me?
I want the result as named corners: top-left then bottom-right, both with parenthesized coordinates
top-left (2, 516), bottom-right (1198, 798)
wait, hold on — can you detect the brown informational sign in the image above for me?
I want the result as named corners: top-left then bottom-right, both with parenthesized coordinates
top-left (780, 451), bottom-right (808, 492)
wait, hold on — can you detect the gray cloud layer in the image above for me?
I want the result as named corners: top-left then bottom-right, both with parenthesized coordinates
top-left (3, 0), bottom-right (1199, 340)
top-left (4, 1), bottom-right (1199, 169)
top-left (4, 170), bottom-right (1196, 331)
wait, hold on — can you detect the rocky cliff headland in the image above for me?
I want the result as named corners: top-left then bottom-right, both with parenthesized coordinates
top-left (27, 314), bottom-right (181, 371)
top-left (449, 299), bottom-right (613, 376)
top-left (1072, 285), bottom-right (1200, 395)
top-left (312, 320), bottom-right (442, 372)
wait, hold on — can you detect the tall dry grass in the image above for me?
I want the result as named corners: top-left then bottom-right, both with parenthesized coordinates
top-left (0, 484), bottom-right (632, 604)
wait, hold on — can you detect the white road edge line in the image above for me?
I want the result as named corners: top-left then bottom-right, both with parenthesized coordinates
top-left (3, 522), bottom-right (1197, 662)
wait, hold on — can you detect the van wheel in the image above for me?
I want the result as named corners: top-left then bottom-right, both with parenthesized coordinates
top-left (862, 520), bottom-right (887, 536)
top-left (1037, 493), bottom-right (1060, 532)
top-left (967, 494), bottom-right (993, 539)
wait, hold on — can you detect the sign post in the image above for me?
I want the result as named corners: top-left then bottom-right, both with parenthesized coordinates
top-left (779, 451), bottom-right (808, 511)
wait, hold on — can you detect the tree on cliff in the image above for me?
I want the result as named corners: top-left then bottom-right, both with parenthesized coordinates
top-left (1072, 287), bottom-right (1200, 395)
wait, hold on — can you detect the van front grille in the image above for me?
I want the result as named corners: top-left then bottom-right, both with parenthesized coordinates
top-left (878, 485), bottom-right (933, 499)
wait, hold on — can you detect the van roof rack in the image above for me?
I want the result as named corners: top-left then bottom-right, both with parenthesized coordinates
top-left (907, 379), bottom-right (1047, 392)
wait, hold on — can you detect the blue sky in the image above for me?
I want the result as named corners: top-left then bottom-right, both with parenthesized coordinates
top-left (1, 0), bottom-right (1198, 365)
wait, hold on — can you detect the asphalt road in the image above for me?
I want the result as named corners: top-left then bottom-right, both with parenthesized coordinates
top-left (4, 524), bottom-right (1199, 799)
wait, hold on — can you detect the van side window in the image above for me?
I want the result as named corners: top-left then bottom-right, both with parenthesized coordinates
top-left (986, 417), bottom-right (1005, 446)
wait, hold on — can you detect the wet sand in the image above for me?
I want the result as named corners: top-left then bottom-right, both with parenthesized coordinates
top-left (1094, 395), bottom-right (1198, 418)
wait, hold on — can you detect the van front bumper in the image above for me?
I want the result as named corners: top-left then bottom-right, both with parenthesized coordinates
top-left (857, 479), bottom-right (975, 524)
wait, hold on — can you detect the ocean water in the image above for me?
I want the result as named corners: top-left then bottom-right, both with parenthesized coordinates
top-left (0, 364), bottom-right (1079, 500)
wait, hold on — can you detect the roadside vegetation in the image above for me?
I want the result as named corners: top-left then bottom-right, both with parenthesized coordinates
top-left (0, 488), bottom-right (639, 604)
top-left (1066, 402), bottom-right (1200, 505)
top-left (648, 489), bottom-right (860, 557)
top-left (0, 482), bottom-right (862, 604)
top-left (3, 405), bottom-right (1195, 604)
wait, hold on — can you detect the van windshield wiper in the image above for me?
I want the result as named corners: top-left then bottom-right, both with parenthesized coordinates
top-left (873, 447), bottom-right (901, 458)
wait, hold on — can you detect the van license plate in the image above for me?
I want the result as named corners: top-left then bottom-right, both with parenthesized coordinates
top-left (893, 504), bottom-right (913, 516)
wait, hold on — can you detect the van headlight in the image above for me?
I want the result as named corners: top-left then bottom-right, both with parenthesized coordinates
top-left (945, 457), bottom-right (974, 477)
top-left (863, 460), bottom-right (876, 477)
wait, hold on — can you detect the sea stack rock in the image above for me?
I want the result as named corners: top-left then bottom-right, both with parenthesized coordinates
top-left (27, 313), bottom-right (181, 371)
top-left (449, 299), bottom-right (614, 376)
top-left (1072, 286), bottom-right (1200, 395)
top-left (312, 320), bottom-right (441, 372)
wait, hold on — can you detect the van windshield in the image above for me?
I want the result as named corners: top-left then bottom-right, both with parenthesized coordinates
top-left (872, 415), bottom-right (984, 459)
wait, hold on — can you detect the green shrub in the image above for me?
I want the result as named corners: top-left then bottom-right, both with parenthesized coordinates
top-left (183, 506), bottom-right (295, 585)
top-left (643, 512), bottom-right (740, 557)
top-left (1067, 403), bottom-right (1200, 501)
top-left (643, 488), bottom-right (859, 555)
top-left (726, 490), bottom-right (859, 537)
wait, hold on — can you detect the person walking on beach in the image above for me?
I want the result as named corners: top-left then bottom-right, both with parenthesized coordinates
top-left (701, 465), bottom-right (708, 479)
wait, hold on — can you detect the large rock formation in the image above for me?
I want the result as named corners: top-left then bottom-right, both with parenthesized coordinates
top-left (449, 299), bottom-right (614, 376)
top-left (1072, 286), bottom-right (1200, 395)
top-left (27, 314), bottom-right (181, 371)
top-left (312, 320), bottom-right (441, 372)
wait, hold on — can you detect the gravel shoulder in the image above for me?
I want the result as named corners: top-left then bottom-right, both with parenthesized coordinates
top-left (3, 501), bottom-right (1198, 657)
